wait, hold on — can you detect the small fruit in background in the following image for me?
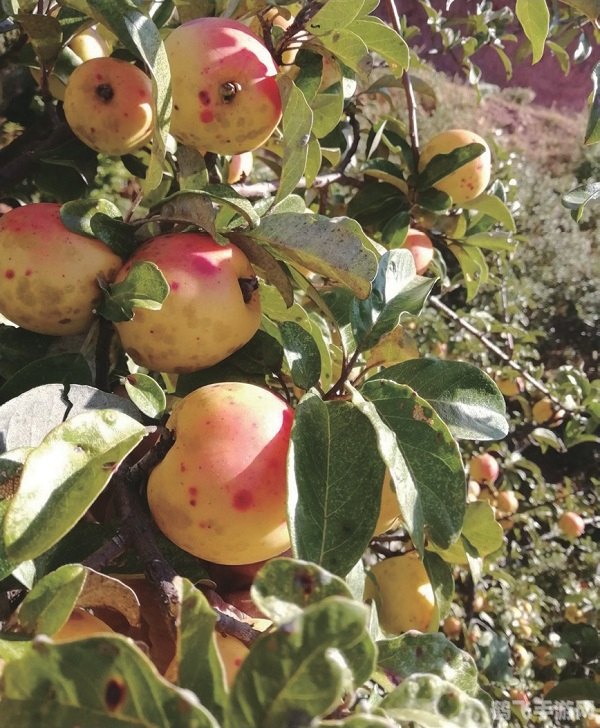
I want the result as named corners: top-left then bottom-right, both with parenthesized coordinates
top-left (564, 604), bottom-right (586, 624)
top-left (64, 57), bottom-right (154, 155)
top-left (469, 453), bottom-right (500, 485)
top-left (467, 479), bottom-right (481, 501)
top-left (418, 129), bottom-right (492, 205)
top-left (165, 17), bottom-right (282, 154)
top-left (558, 511), bottom-right (585, 539)
top-left (583, 714), bottom-right (600, 728)
top-left (442, 615), bottom-right (462, 640)
top-left (215, 632), bottom-right (249, 688)
top-left (512, 643), bottom-right (531, 669)
top-left (0, 202), bottom-right (122, 335)
top-left (509, 688), bottom-right (529, 706)
top-left (533, 645), bottom-right (553, 667)
top-left (364, 551), bottom-right (438, 634)
top-left (113, 232), bottom-right (261, 373)
top-left (541, 681), bottom-right (557, 696)
top-left (496, 490), bottom-right (519, 516)
top-left (495, 374), bottom-right (524, 397)
top-left (401, 228), bottom-right (434, 274)
top-left (53, 608), bottom-right (114, 642)
top-left (532, 397), bottom-right (565, 427)
top-left (147, 382), bottom-right (293, 565)
top-left (227, 151), bottom-right (254, 184)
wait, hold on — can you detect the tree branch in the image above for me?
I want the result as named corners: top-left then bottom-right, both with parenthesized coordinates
top-left (232, 171), bottom-right (362, 199)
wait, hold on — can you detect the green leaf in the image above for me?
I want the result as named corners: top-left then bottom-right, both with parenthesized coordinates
top-left (90, 214), bottom-right (140, 259)
top-left (446, 242), bottom-right (485, 301)
top-left (460, 232), bottom-right (516, 252)
top-left (225, 597), bottom-right (373, 728)
top-left (351, 250), bottom-right (437, 351)
top-left (461, 194), bottom-right (516, 232)
top-left (279, 321), bottom-right (322, 390)
top-left (276, 77), bottom-right (313, 203)
top-left (381, 673), bottom-right (491, 727)
top-left (428, 501), bottom-right (504, 564)
top-left (586, 62), bottom-right (600, 145)
top-left (349, 17), bottom-right (409, 76)
top-left (250, 557), bottom-right (352, 625)
top-left (176, 578), bottom-right (227, 725)
top-left (123, 373), bottom-right (166, 419)
top-left (0, 635), bottom-right (219, 727)
top-left (3, 410), bottom-right (146, 562)
top-left (16, 13), bottom-right (61, 65)
top-left (229, 233), bottom-right (294, 307)
top-left (562, 181), bottom-right (600, 222)
top-left (377, 632), bottom-right (479, 696)
top-left (0, 326), bottom-right (52, 381)
top-left (311, 86), bottom-right (344, 139)
top-left (417, 144), bottom-right (487, 191)
top-left (247, 213), bottom-right (378, 300)
top-left (354, 380), bottom-right (466, 552)
top-left (0, 353), bottom-right (92, 405)
top-left (60, 198), bottom-right (123, 238)
top-left (98, 261), bottom-right (170, 323)
top-left (318, 29), bottom-right (370, 74)
top-left (371, 359), bottom-right (509, 441)
top-left (423, 551), bottom-right (455, 622)
top-left (288, 394), bottom-right (386, 576)
top-left (0, 450), bottom-right (29, 582)
top-left (516, 0), bottom-right (549, 63)
top-left (307, 0), bottom-right (365, 35)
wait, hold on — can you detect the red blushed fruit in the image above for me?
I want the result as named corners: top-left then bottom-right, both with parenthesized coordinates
top-left (147, 382), bottom-right (294, 565)
top-left (165, 17), bottom-right (282, 154)
top-left (402, 228), bottom-right (434, 274)
top-left (469, 453), bottom-right (500, 485)
top-left (558, 511), bottom-right (585, 539)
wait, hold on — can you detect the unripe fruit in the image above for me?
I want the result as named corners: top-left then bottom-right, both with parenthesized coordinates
top-left (0, 203), bottom-right (122, 335)
top-left (364, 551), bottom-right (437, 634)
top-left (165, 17), bottom-right (282, 154)
top-left (532, 397), bottom-right (564, 427)
top-left (69, 25), bottom-right (112, 61)
top-left (53, 608), bottom-right (114, 642)
top-left (215, 632), bottom-right (248, 688)
top-left (402, 228), bottom-right (434, 274)
top-left (496, 490), bottom-right (519, 516)
top-left (113, 232), bottom-right (261, 373)
top-left (469, 453), bottom-right (500, 485)
top-left (443, 615), bottom-right (462, 640)
top-left (558, 511), bottom-right (585, 539)
top-left (227, 151), bottom-right (254, 184)
top-left (418, 129), bottom-right (492, 205)
top-left (147, 382), bottom-right (293, 564)
top-left (64, 57), bottom-right (154, 155)
top-left (373, 470), bottom-right (402, 536)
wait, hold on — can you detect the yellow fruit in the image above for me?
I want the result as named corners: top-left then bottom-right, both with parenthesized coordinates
top-left (113, 232), bottom-right (261, 373)
top-left (467, 479), bottom-right (481, 501)
top-left (373, 470), bottom-right (403, 536)
top-left (401, 228), bottom-right (434, 274)
top-left (64, 57), bottom-right (154, 155)
top-left (532, 397), bottom-right (565, 427)
top-left (227, 151), bottom-right (254, 184)
top-left (165, 17), bottom-right (282, 154)
top-left (442, 615), bottom-right (462, 640)
top-left (495, 375), bottom-right (524, 398)
top-left (558, 511), bottom-right (585, 539)
top-left (53, 608), bottom-right (114, 642)
top-left (215, 632), bottom-right (249, 688)
top-left (69, 25), bottom-right (112, 61)
top-left (564, 604), bottom-right (586, 624)
top-left (0, 203), bottom-right (122, 335)
top-left (418, 129), bottom-right (492, 205)
top-left (533, 645), bottom-right (553, 667)
top-left (147, 382), bottom-right (293, 565)
top-left (364, 551), bottom-right (437, 634)
top-left (496, 490), bottom-right (519, 516)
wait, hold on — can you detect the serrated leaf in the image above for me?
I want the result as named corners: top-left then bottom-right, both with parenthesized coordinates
top-left (276, 77), bottom-right (313, 203)
top-left (225, 597), bottom-right (373, 728)
top-left (377, 633), bottom-right (479, 695)
top-left (287, 394), bottom-right (386, 576)
top-left (428, 501), bottom-right (504, 564)
top-left (516, 0), bottom-right (549, 63)
top-left (381, 673), bottom-right (491, 727)
top-left (98, 261), bottom-right (170, 322)
top-left (371, 359), bottom-right (509, 441)
top-left (351, 249), bottom-right (437, 351)
top-left (353, 380), bottom-right (466, 552)
top-left (585, 62), bottom-right (600, 145)
top-left (349, 17), bottom-right (409, 76)
top-left (0, 353), bottom-right (93, 405)
top-left (279, 321), bottom-right (321, 390)
top-left (247, 213), bottom-right (377, 299)
top-left (176, 578), bottom-right (227, 725)
top-left (123, 373), bottom-right (166, 419)
top-left (417, 144), bottom-right (487, 191)
top-left (250, 557), bottom-right (352, 625)
top-left (461, 194), bottom-right (516, 232)
top-left (1, 635), bottom-right (219, 727)
top-left (3, 410), bottom-right (146, 562)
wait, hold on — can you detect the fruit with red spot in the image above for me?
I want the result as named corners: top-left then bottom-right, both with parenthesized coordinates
top-left (402, 228), bottom-right (434, 274)
top-left (64, 57), bottom-right (154, 155)
top-left (0, 203), bottom-right (122, 335)
top-left (113, 232), bottom-right (261, 373)
top-left (469, 452), bottom-right (500, 485)
top-left (364, 551), bottom-right (438, 634)
top-left (147, 382), bottom-right (293, 564)
top-left (558, 511), bottom-right (585, 539)
top-left (53, 608), bottom-right (114, 642)
top-left (165, 17), bottom-right (282, 154)
top-left (215, 632), bottom-right (249, 688)
top-left (418, 129), bottom-right (491, 205)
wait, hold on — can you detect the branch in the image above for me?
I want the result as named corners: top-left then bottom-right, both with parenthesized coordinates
top-left (232, 171), bottom-right (362, 199)
top-left (429, 295), bottom-right (574, 412)
top-left (336, 104), bottom-right (361, 173)
top-left (82, 533), bottom-right (127, 572)
top-left (201, 588), bottom-right (262, 647)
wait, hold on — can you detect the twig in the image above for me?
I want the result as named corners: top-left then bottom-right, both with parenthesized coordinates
top-left (232, 171), bottom-right (362, 199)
top-left (336, 104), bottom-right (361, 173)
top-left (202, 588), bottom-right (262, 647)
top-left (324, 348), bottom-right (362, 400)
top-left (429, 295), bottom-right (574, 412)
top-left (82, 533), bottom-right (127, 572)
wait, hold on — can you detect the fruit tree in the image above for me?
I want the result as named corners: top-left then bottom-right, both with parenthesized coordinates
top-left (0, 1), bottom-right (598, 726)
